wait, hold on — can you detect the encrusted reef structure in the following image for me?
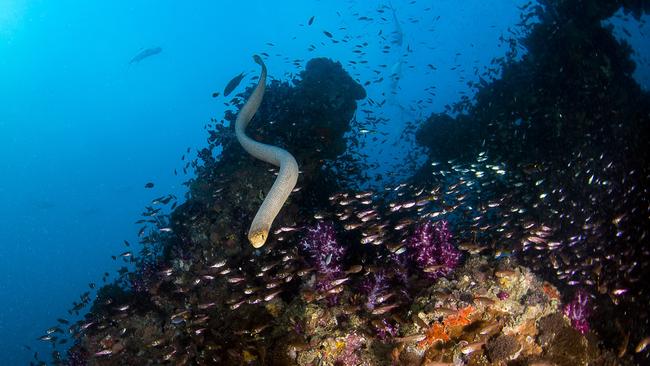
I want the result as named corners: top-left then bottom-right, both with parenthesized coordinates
top-left (414, 0), bottom-right (650, 364)
top-left (416, 0), bottom-right (650, 167)
top-left (48, 2), bottom-right (650, 365)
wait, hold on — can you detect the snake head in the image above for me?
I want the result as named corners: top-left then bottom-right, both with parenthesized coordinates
top-left (253, 55), bottom-right (265, 67)
top-left (248, 229), bottom-right (268, 248)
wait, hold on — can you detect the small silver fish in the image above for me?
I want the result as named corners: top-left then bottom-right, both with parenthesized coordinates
top-left (94, 349), bottom-right (113, 356)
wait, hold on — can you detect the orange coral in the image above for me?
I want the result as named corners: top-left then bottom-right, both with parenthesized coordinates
top-left (542, 282), bottom-right (560, 300)
top-left (417, 306), bottom-right (475, 350)
top-left (444, 305), bottom-right (474, 328)
top-left (418, 322), bottom-right (450, 348)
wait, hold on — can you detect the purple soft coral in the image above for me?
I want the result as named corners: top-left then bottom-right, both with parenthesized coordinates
top-left (373, 318), bottom-right (399, 341)
top-left (360, 272), bottom-right (389, 311)
top-left (300, 221), bottom-right (345, 274)
top-left (300, 221), bottom-right (346, 297)
top-left (563, 288), bottom-right (592, 334)
top-left (406, 220), bottom-right (461, 280)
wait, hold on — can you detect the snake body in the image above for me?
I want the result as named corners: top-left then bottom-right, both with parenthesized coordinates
top-left (235, 55), bottom-right (299, 248)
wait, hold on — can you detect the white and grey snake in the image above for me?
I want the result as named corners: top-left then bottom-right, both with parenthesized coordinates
top-left (235, 55), bottom-right (299, 248)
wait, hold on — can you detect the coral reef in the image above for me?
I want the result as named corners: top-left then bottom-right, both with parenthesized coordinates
top-left (50, 153), bottom-right (641, 366)
top-left (300, 221), bottom-right (346, 277)
top-left (300, 221), bottom-right (346, 299)
top-left (563, 288), bottom-right (592, 334)
top-left (360, 271), bottom-right (389, 312)
top-left (52, 184), bottom-right (634, 365)
top-left (392, 256), bottom-right (627, 365)
top-left (413, 0), bottom-right (650, 360)
top-left (406, 220), bottom-right (461, 281)
top-left (486, 334), bottom-right (519, 363)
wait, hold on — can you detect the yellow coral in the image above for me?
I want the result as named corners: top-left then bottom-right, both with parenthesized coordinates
top-left (242, 350), bottom-right (257, 363)
top-left (498, 276), bottom-right (512, 288)
top-left (265, 301), bottom-right (282, 318)
top-left (335, 340), bottom-right (346, 351)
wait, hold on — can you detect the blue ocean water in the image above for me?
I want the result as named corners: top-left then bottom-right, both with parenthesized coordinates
top-left (1, 1), bottom-right (648, 365)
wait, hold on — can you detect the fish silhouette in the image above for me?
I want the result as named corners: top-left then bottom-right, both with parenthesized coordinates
top-left (129, 47), bottom-right (162, 64)
top-left (223, 72), bottom-right (246, 97)
top-left (388, 2), bottom-right (403, 46)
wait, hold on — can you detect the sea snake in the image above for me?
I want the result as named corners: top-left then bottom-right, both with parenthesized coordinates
top-left (235, 55), bottom-right (299, 248)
